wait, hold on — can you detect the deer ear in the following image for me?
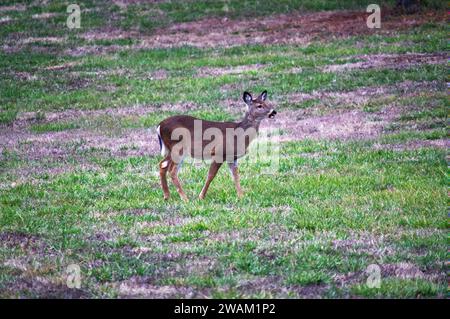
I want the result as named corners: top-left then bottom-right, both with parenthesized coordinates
top-left (259, 90), bottom-right (268, 101)
top-left (243, 91), bottom-right (253, 105)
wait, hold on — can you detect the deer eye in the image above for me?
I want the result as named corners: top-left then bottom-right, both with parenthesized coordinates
top-left (257, 105), bottom-right (263, 108)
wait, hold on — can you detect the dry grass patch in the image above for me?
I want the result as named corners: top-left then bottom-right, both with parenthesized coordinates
top-left (288, 81), bottom-right (442, 107)
top-left (1, 276), bottom-right (89, 298)
top-left (323, 53), bottom-right (447, 73)
top-left (195, 64), bottom-right (266, 77)
top-left (0, 4), bottom-right (26, 12)
top-left (117, 277), bottom-right (208, 298)
top-left (264, 107), bottom-right (397, 141)
top-left (0, 232), bottom-right (47, 254)
top-left (372, 139), bottom-right (448, 151)
top-left (68, 10), bottom-right (446, 52)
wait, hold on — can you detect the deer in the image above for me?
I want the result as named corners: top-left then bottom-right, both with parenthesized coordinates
top-left (156, 90), bottom-right (277, 201)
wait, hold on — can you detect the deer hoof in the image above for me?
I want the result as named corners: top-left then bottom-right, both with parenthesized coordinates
top-left (198, 193), bottom-right (205, 200)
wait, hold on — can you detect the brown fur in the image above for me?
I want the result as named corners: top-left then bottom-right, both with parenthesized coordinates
top-left (157, 91), bottom-right (276, 201)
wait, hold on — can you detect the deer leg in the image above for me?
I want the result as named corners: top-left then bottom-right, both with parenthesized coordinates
top-left (228, 160), bottom-right (244, 198)
top-left (169, 161), bottom-right (188, 202)
top-left (199, 162), bottom-right (222, 199)
top-left (159, 155), bottom-right (171, 200)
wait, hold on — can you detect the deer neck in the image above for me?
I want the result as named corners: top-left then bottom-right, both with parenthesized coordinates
top-left (238, 111), bottom-right (262, 132)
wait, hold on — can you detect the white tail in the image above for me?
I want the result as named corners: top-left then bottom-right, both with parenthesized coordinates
top-left (156, 125), bottom-right (169, 157)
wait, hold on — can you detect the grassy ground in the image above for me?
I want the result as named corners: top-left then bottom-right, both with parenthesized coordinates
top-left (0, 1), bottom-right (447, 298)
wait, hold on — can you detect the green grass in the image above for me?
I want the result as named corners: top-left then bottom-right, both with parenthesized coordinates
top-left (1, 139), bottom-right (446, 297)
top-left (381, 128), bottom-right (446, 144)
top-left (0, 108), bottom-right (18, 125)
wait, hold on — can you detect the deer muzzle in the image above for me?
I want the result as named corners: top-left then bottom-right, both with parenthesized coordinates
top-left (268, 109), bottom-right (277, 118)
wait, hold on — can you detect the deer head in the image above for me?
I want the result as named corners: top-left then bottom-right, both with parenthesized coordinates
top-left (243, 90), bottom-right (277, 122)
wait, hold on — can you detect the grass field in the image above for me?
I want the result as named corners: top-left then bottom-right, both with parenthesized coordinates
top-left (0, 1), bottom-right (447, 298)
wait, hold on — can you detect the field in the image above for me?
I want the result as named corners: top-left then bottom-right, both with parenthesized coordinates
top-left (0, 1), bottom-right (447, 298)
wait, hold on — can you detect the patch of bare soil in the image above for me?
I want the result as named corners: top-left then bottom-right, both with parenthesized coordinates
top-left (332, 232), bottom-right (395, 258)
top-left (195, 64), bottom-right (266, 77)
top-left (81, 28), bottom-right (139, 42)
top-left (333, 271), bottom-right (366, 288)
top-left (381, 263), bottom-right (446, 282)
top-left (322, 53), bottom-right (447, 73)
top-left (44, 61), bottom-right (80, 71)
top-left (265, 107), bottom-right (396, 142)
top-left (60, 10), bottom-right (446, 55)
top-left (11, 71), bottom-right (38, 81)
top-left (381, 263), bottom-right (424, 279)
top-left (0, 232), bottom-right (47, 254)
top-left (113, 0), bottom-right (167, 10)
top-left (288, 81), bottom-right (442, 107)
top-left (140, 255), bottom-right (219, 281)
top-left (332, 228), bottom-right (447, 289)
top-left (94, 129), bottom-right (158, 157)
top-left (138, 215), bottom-right (205, 229)
top-left (205, 225), bottom-right (301, 247)
top-left (118, 276), bottom-right (209, 298)
top-left (14, 103), bottom-right (198, 126)
top-left (0, 4), bottom-right (26, 12)
top-left (234, 276), bottom-right (292, 297)
top-left (3, 10), bottom-right (445, 55)
top-left (117, 275), bottom-right (324, 298)
top-left (16, 128), bottom-right (159, 159)
top-left (232, 276), bottom-right (329, 298)
top-left (64, 45), bottom-right (126, 57)
top-left (150, 69), bottom-right (168, 80)
top-left (1, 276), bottom-right (89, 298)
top-left (0, 127), bottom-right (146, 185)
top-left (299, 284), bottom-right (330, 298)
top-left (126, 10), bottom-right (446, 49)
top-left (32, 12), bottom-right (59, 19)
top-left (373, 139), bottom-right (449, 151)
top-left (22, 37), bottom-right (65, 44)
top-left (1, 36), bottom-right (66, 53)
top-left (267, 81), bottom-right (444, 142)
top-left (333, 265), bottom-right (444, 291)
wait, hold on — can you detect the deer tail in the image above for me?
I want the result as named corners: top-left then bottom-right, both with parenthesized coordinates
top-left (156, 125), bottom-right (169, 157)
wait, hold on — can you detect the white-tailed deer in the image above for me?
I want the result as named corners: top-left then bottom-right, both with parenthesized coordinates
top-left (156, 90), bottom-right (276, 201)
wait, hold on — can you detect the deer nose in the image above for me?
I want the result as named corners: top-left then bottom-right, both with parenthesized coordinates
top-left (268, 109), bottom-right (277, 118)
